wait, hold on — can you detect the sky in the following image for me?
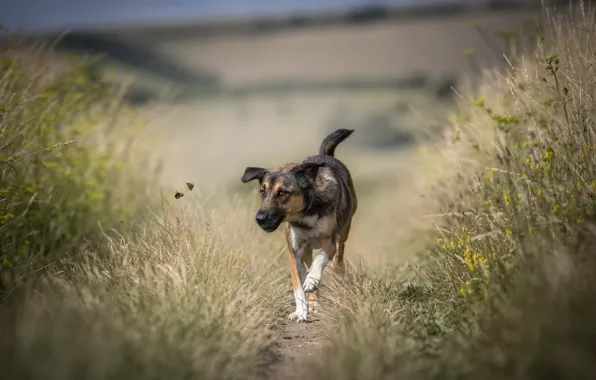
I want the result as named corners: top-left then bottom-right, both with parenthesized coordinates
top-left (1, 0), bottom-right (487, 34)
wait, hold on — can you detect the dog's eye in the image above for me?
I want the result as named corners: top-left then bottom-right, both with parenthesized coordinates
top-left (277, 190), bottom-right (289, 197)
top-left (259, 187), bottom-right (266, 195)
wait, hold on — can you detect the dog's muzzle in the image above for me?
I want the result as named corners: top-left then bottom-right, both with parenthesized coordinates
top-left (255, 210), bottom-right (284, 232)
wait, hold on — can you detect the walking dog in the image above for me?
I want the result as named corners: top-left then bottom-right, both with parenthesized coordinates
top-left (241, 129), bottom-right (357, 322)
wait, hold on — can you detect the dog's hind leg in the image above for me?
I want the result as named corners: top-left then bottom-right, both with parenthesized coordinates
top-left (303, 251), bottom-right (320, 313)
top-left (334, 221), bottom-right (352, 273)
top-left (334, 242), bottom-right (347, 272)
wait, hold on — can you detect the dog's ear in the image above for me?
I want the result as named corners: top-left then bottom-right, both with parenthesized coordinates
top-left (241, 167), bottom-right (268, 183)
top-left (292, 162), bottom-right (324, 188)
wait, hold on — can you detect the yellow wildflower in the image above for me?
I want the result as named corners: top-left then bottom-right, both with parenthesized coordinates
top-left (503, 191), bottom-right (511, 205)
top-left (544, 149), bottom-right (553, 162)
top-left (551, 204), bottom-right (561, 215)
top-left (459, 286), bottom-right (467, 297)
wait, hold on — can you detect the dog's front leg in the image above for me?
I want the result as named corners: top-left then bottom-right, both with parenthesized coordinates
top-left (287, 245), bottom-right (310, 323)
top-left (303, 252), bottom-right (320, 313)
top-left (303, 237), bottom-right (336, 293)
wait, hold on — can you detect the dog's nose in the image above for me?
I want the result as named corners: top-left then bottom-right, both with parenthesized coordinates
top-left (256, 211), bottom-right (268, 225)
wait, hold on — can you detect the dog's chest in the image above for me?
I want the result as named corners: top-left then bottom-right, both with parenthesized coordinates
top-left (289, 215), bottom-right (332, 251)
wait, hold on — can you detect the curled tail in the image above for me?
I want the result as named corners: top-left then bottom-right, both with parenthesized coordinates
top-left (319, 129), bottom-right (354, 157)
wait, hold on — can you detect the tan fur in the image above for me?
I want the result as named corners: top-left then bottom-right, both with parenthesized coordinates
top-left (260, 175), bottom-right (306, 222)
top-left (284, 194), bottom-right (306, 221)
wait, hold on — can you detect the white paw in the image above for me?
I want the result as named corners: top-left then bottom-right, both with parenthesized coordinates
top-left (287, 310), bottom-right (309, 323)
top-left (303, 273), bottom-right (321, 293)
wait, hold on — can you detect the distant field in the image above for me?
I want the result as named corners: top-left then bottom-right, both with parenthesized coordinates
top-left (110, 8), bottom-right (542, 88)
top-left (124, 7), bottom-right (543, 193)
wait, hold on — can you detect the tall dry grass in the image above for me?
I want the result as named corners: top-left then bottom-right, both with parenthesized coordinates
top-left (0, 31), bottom-right (288, 380)
top-left (302, 3), bottom-right (596, 379)
top-left (0, 204), bottom-right (288, 380)
top-left (0, 33), bottom-right (154, 291)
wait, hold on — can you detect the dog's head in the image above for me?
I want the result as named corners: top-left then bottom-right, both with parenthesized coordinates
top-left (241, 162), bottom-right (324, 232)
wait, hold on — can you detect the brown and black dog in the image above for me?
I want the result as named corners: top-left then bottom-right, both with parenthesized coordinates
top-left (241, 129), bottom-right (357, 322)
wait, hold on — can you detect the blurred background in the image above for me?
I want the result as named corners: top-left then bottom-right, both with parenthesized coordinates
top-left (0, 0), bottom-right (569, 263)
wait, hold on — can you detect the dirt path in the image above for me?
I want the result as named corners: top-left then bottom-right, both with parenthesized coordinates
top-left (265, 314), bottom-right (326, 379)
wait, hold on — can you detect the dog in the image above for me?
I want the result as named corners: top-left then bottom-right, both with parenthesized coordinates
top-left (241, 129), bottom-right (357, 322)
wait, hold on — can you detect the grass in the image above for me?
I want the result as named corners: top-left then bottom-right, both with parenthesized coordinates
top-left (0, 204), bottom-right (288, 380)
top-left (298, 3), bottom-right (596, 379)
top-left (0, 34), bottom-right (154, 289)
top-left (0, 29), bottom-right (289, 380)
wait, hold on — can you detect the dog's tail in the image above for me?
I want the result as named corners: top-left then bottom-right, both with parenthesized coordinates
top-left (319, 129), bottom-right (354, 157)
